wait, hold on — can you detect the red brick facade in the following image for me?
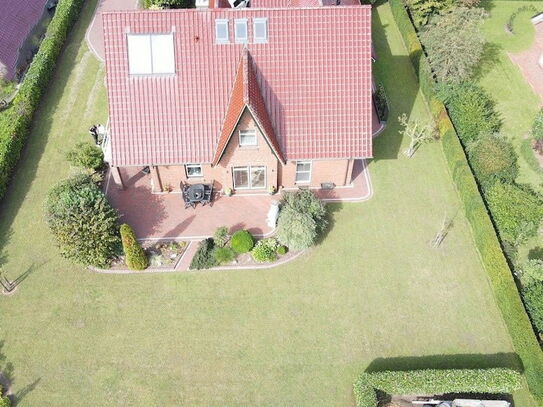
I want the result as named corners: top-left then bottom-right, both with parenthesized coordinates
top-left (118, 110), bottom-right (355, 193)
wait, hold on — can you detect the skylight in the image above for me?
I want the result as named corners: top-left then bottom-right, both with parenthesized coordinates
top-left (127, 33), bottom-right (175, 75)
top-left (215, 19), bottom-right (229, 44)
top-left (253, 18), bottom-right (267, 43)
top-left (235, 19), bottom-right (248, 44)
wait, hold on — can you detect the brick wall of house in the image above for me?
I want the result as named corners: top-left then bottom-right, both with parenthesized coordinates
top-left (150, 110), bottom-right (354, 193)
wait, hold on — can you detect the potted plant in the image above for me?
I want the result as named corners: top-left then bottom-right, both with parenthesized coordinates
top-left (268, 185), bottom-right (276, 195)
top-left (224, 187), bottom-right (233, 196)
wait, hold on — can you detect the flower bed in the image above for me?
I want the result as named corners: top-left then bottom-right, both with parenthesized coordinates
top-left (110, 240), bottom-right (188, 270)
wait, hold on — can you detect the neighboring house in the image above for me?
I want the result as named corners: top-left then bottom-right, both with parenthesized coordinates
top-left (102, 0), bottom-right (373, 194)
top-left (0, 0), bottom-right (51, 81)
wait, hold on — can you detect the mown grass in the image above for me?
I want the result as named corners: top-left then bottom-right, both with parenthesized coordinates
top-left (0, 2), bottom-right (531, 406)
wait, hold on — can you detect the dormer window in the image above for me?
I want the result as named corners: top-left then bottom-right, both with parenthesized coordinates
top-left (235, 19), bottom-right (248, 44)
top-left (127, 33), bottom-right (175, 75)
top-left (215, 19), bottom-right (229, 44)
top-left (253, 18), bottom-right (267, 43)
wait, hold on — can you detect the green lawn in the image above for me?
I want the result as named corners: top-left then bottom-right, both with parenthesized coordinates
top-left (0, 2), bottom-right (533, 406)
top-left (479, 1), bottom-right (543, 264)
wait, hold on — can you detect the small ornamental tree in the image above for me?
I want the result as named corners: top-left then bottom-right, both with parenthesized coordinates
top-left (66, 142), bottom-right (104, 171)
top-left (120, 224), bottom-right (148, 270)
top-left (231, 230), bottom-right (254, 254)
top-left (420, 7), bottom-right (488, 83)
top-left (213, 226), bottom-right (229, 248)
top-left (44, 174), bottom-right (120, 267)
top-left (468, 134), bottom-right (518, 187)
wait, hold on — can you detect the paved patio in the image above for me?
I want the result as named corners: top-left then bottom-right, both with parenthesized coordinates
top-left (105, 160), bottom-right (372, 240)
top-left (509, 22), bottom-right (543, 104)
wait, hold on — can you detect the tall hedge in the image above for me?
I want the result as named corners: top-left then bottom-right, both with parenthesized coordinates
top-left (388, 0), bottom-right (543, 403)
top-left (0, 0), bottom-right (85, 200)
top-left (354, 368), bottom-right (523, 407)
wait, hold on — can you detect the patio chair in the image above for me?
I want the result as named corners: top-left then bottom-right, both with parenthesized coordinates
top-left (181, 182), bottom-right (196, 209)
top-left (201, 180), bottom-right (214, 207)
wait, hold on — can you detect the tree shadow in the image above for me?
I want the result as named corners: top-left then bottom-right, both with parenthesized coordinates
top-left (371, 4), bottom-right (422, 161)
top-left (315, 202), bottom-right (343, 246)
top-left (0, 340), bottom-right (41, 406)
top-left (528, 246), bottom-right (543, 260)
top-left (472, 42), bottom-right (503, 81)
top-left (365, 352), bottom-right (523, 373)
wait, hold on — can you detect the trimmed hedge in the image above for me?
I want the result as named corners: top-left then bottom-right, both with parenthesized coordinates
top-left (231, 230), bottom-right (254, 254)
top-left (354, 369), bottom-right (523, 407)
top-left (0, 0), bottom-right (85, 200)
top-left (388, 0), bottom-right (543, 402)
top-left (523, 282), bottom-right (543, 336)
top-left (120, 224), bottom-right (148, 270)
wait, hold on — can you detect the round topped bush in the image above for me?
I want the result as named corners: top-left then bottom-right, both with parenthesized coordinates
top-left (231, 230), bottom-right (254, 253)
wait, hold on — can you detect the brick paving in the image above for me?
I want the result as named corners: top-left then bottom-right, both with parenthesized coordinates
top-left (509, 23), bottom-right (543, 104)
top-left (105, 159), bottom-right (372, 240)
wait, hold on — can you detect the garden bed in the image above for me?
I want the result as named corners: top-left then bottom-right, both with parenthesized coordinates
top-left (110, 240), bottom-right (188, 270)
top-left (212, 245), bottom-right (300, 269)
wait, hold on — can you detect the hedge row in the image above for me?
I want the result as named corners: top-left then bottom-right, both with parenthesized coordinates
top-left (354, 369), bottom-right (522, 407)
top-left (0, 0), bottom-right (85, 200)
top-left (388, 0), bottom-right (543, 403)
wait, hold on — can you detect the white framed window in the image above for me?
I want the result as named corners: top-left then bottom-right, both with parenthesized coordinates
top-left (185, 164), bottom-right (203, 178)
top-left (239, 129), bottom-right (257, 146)
top-left (233, 166), bottom-right (266, 189)
top-left (127, 33), bottom-right (175, 75)
top-left (295, 161), bottom-right (312, 183)
top-left (235, 19), bottom-right (248, 43)
top-left (253, 18), bottom-right (268, 43)
top-left (215, 19), bottom-right (229, 44)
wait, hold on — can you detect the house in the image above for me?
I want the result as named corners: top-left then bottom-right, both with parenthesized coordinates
top-left (0, 0), bottom-right (52, 81)
top-left (102, 0), bottom-right (373, 195)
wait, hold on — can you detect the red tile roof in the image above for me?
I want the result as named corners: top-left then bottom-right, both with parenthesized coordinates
top-left (103, 5), bottom-right (372, 167)
top-left (213, 48), bottom-right (285, 165)
top-left (0, 0), bottom-right (48, 80)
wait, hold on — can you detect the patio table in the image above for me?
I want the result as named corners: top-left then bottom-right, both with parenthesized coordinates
top-left (186, 184), bottom-right (205, 203)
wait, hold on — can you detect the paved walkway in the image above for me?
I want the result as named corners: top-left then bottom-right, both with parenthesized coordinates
top-left (86, 0), bottom-right (140, 61)
top-left (509, 23), bottom-right (543, 104)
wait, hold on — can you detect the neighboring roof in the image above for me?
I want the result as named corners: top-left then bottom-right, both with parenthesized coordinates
top-left (103, 5), bottom-right (372, 167)
top-left (213, 48), bottom-right (285, 165)
top-left (0, 0), bottom-right (48, 80)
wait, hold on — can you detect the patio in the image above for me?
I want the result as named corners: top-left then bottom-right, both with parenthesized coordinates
top-left (105, 160), bottom-right (372, 240)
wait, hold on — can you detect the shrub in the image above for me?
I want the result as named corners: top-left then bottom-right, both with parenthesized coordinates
top-left (276, 207), bottom-right (317, 251)
top-left (213, 246), bottom-right (235, 265)
top-left (0, 393), bottom-right (9, 407)
top-left (145, 0), bottom-right (193, 8)
top-left (251, 238), bottom-right (278, 263)
top-left (353, 376), bottom-right (377, 407)
top-left (468, 134), bottom-right (518, 187)
top-left (523, 282), bottom-right (543, 335)
top-left (120, 224), bottom-right (148, 270)
top-left (44, 174), bottom-right (120, 267)
top-left (518, 259), bottom-right (543, 287)
top-left (277, 245), bottom-right (288, 255)
top-left (66, 142), bottom-right (104, 171)
top-left (532, 108), bottom-right (543, 141)
top-left (485, 182), bottom-right (543, 245)
top-left (189, 238), bottom-right (217, 270)
top-left (406, 0), bottom-right (455, 28)
top-left (231, 230), bottom-right (254, 254)
top-left (282, 189), bottom-right (327, 232)
top-left (420, 7), bottom-right (488, 84)
top-left (0, 0), bottom-right (85, 200)
top-left (213, 226), bottom-right (229, 248)
top-left (438, 82), bottom-right (501, 145)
